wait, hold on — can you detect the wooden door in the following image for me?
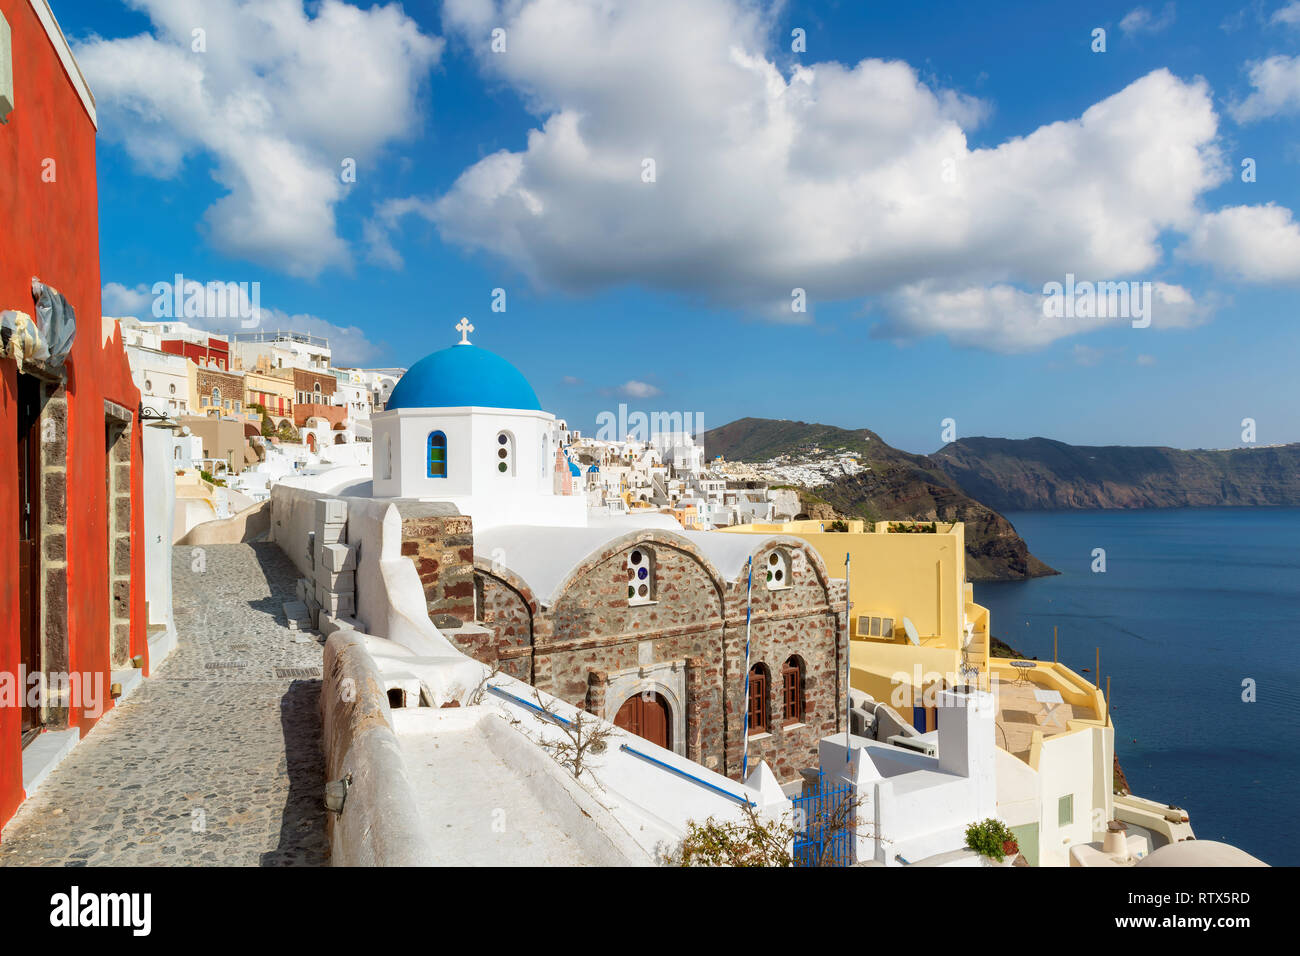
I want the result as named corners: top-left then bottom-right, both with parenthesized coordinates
top-left (614, 692), bottom-right (670, 750)
top-left (17, 376), bottom-right (42, 740)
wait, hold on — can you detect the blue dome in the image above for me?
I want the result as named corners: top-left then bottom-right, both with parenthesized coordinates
top-left (386, 344), bottom-right (541, 411)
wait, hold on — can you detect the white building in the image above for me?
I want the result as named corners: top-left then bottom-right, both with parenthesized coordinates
top-left (653, 430), bottom-right (705, 474)
top-left (125, 343), bottom-right (192, 418)
top-left (341, 367), bottom-right (405, 412)
top-left (230, 330), bottom-right (331, 372)
top-left (367, 324), bottom-right (585, 531)
top-left (331, 371), bottom-right (374, 421)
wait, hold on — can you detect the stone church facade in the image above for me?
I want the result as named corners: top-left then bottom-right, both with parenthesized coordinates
top-left (401, 509), bottom-right (848, 783)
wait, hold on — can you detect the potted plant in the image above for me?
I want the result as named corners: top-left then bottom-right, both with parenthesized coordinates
top-left (965, 818), bottom-right (1019, 865)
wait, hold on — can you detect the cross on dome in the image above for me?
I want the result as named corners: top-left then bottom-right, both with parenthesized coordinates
top-left (456, 317), bottom-right (474, 345)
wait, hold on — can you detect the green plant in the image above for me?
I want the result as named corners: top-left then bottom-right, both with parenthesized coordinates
top-left (199, 469), bottom-right (227, 487)
top-left (965, 818), bottom-right (1018, 862)
top-left (673, 805), bottom-right (796, 867)
top-left (888, 521), bottom-right (937, 534)
top-left (828, 520), bottom-right (849, 533)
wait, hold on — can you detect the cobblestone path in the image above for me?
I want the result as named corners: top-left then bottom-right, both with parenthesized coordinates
top-left (0, 542), bottom-right (329, 866)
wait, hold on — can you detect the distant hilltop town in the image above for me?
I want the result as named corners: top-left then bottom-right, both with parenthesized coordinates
top-left (115, 315), bottom-right (876, 541)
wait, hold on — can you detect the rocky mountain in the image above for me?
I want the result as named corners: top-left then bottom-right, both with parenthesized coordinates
top-left (702, 418), bottom-right (1057, 582)
top-left (932, 437), bottom-right (1300, 511)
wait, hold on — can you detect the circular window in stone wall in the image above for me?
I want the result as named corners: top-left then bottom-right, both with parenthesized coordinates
top-left (766, 549), bottom-right (792, 590)
top-left (627, 548), bottom-right (654, 604)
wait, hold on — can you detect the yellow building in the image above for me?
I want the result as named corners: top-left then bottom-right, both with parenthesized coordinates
top-left (244, 367), bottom-right (296, 428)
top-left (724, 519), bottom-right (990, 726)
top-left (724, 518), bottom-right (1136, 866)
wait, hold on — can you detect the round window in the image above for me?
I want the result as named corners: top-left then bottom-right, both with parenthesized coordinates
top-left (498, 449), bottom-right (508, 459)
top-left (145, 379), bottom-right (153, 391)
top-left (498, 462), bottom-right (507, 473)
top-left (498, 434), bottom-right (508, 445)
top-left (638, 584), bottom-right (648, 598)
top-left (630, 550), bottom-right (642, 565)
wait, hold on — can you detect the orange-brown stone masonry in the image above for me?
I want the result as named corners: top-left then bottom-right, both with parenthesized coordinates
top-left (402, 512), bottom-right (849, 784)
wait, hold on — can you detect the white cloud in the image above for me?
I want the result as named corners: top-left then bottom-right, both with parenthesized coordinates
top-left (1230, 55), bottom-right (1300, 122)
top-left (1274, 2), bottom-right (1300, 26)
top-left (1120, 4), bottom-right (1177, 35)
top-left (619, 380), bottom-right (661, 398)
top-left (876, 281), bottom-right (1207, 353)
top-left (1178, 204), bottom-right (1300, 281)
top-left (561, 375), bottom-right (583, 385)
top-left (364, 197), bottom-right (441, 268)
top-left (421, 0), bottom-right (1237, 351)
top-left (102, 281), bottom-right (386, 365)
top-left (1072, 344), bottom-right (1115, 366)
top-left (102, 281), bottom-right (155, 316)
top-left (1136, 353), bottom-right (1157, 365)
top-left (75, 1), bottom-right (442, 278)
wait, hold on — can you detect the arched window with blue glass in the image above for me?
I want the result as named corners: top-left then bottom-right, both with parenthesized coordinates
top-left (427, 431), bottom-right (447, 478)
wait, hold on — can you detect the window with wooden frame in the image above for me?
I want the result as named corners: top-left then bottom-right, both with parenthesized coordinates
top-left (782, 656), bottom-right (805, 724)
top-left (748, 663), bottom-right (770, 734)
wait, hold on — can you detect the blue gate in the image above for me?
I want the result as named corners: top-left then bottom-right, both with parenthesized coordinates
top-left (792, 771), bottom-right (855, 867)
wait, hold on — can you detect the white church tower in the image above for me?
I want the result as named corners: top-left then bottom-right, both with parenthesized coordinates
top-left (370, 320), bottom-right (587, 531)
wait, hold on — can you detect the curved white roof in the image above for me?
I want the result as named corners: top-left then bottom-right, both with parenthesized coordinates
top-left (473, 524), bottom-right (785, 605)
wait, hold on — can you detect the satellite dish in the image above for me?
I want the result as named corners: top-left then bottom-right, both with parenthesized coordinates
top-left (902, 617), bottom-right (920, 646)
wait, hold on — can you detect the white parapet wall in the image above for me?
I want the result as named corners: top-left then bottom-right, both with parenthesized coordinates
top-left (321, 630), bottom-right (438, 866)
top-left (279, 481), bottom-right (791, 865)
top-left (823, 689), bottom-right (999, 866)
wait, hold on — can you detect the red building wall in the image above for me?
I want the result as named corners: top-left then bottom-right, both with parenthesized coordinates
top-left (1, 0), bottom-right (145, 834)
top-left (161, 336), bottom-right (229, 369)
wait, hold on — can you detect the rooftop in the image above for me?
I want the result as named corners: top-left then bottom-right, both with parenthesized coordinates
top-left (987, 659), bottom-right (1107, 764)
top-left (385, 343), bottom-right (541, 412)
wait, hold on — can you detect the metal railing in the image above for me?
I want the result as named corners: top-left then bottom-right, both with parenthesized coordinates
top-left (230, 329), bottom-right (330, 348)
top-left (486, 685), bottom-right (755, 808)
top-left (485, 684), bottom-right (572, 727)
top-left (619, 743), bottom-right (753, 807)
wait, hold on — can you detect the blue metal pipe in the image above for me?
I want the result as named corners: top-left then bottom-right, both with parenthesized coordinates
top-left (620, 743), bottom-right (754, 807)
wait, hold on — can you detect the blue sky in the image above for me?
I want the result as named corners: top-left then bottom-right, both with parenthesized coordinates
top-left (58, 0), bottom-right (1300, 453)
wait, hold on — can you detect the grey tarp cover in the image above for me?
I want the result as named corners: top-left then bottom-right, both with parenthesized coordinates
top-left (31, 278), bottom-right (77, 367)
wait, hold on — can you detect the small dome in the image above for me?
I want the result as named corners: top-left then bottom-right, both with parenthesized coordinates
top-left (1135, 840), bottom-right (1267, 867)
top-left (386, 344), bottom-right (541, 411)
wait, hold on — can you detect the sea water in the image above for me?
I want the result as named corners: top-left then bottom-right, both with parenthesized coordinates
top-left (976, 508), bottom-right (1300, 865)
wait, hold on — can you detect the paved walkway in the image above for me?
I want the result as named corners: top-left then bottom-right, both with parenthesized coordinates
top-left (0, 542), bottom-right (329, 866)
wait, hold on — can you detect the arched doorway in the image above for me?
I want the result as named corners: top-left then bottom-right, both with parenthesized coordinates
top-left (614, 692), bottom-right (671, 750)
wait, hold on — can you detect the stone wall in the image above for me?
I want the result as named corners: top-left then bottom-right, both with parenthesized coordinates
top-left (106, 403), bottom-right (134, 668)
top-left (399, 502), bottom-right (475, 626)
top-left (472, 567), bottom-right (534, 681)
top-left (461, 533), bottom-right (847, 783)
top-left (194, 366), bottom-right (242, 409)
top-left (37, 380), bottom-right (69, 728)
